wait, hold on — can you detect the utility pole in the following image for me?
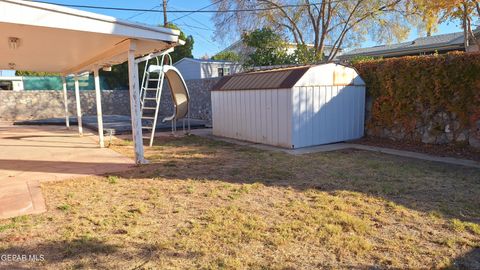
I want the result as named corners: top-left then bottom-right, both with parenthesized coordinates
top-left (163, 0), bottom-right (168, 26)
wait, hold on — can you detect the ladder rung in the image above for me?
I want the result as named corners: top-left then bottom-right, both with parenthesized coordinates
top-left (142, 136), bottom-right (152, 139)
top-left (144, 97), bottom-right (157, 100)
top-left (145, 88), bottom-right (158, 90)
top-left (142, 116), bottom-right (155, 119)
top-left (142, 107), bottom-right (156, 110)
top-left (148, 79), bottom-right (159, 81)
top-left (142, 126), bottom-right (153, 129)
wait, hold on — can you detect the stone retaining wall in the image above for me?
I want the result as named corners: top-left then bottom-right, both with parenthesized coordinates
top-left (0, 90), bottom-right (130, 120)
top-left (0, 78), bottom-right (219, 122)
top-left (157, 78), bottom-right (219, 122)
top-left (364, 96), bottom-right (480, 149)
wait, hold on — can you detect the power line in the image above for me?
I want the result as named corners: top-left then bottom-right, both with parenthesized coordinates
top-left (125, 5), bottom-right (160, 20)
top-left (168, 0), bottom-right (224, 23)
top-left (169, 5), bottom-right (213, 30)
top-left (167, 7), bottom-right (220, 50)
top-left (25, 0), bottom-right (334, 14)
top-left (176, 23), bottom-right (215, 32)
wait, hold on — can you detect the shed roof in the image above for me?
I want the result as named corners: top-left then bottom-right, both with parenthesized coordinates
top-left (212, 65), bottom-right (311, 91)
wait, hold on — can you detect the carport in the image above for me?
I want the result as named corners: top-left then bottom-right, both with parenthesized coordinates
top-left (0, 0), bottom-right (184, 164)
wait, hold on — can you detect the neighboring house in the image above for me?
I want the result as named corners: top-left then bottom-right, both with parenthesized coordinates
top-left (0, 76), bottom-right (24, 91)
top-left (216, 40), bottom-right (339, 61)
top-left (0, 70), bottom-right (15, 77)
top-left (173, 58), bottom-right (243, 80)
top-left (339, 30), bottom-right (480, 60)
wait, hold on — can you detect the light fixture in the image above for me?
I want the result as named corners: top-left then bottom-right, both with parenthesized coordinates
top-left (8, 63), bottom-right (16, 69)
top-left (8, 37), bottom-right (20, 50)
top-left (102, 65), bottom-right (112, 72)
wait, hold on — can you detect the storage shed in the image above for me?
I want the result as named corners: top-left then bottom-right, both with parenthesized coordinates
top-left (211, 63), bottom-right (366, 149)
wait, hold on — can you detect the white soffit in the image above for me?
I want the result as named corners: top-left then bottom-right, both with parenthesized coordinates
top-left (0, 0), bottom-right (182, 74)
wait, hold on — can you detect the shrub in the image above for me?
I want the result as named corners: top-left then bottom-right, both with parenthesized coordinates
top-left (353, 52), bottom-right (480, 138)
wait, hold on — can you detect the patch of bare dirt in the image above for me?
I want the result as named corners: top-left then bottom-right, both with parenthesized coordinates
top-left (354, 136), bottom-right (480, 162)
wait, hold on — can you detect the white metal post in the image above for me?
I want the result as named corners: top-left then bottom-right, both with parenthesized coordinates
top-left (74, 75), bottom-right (83, 136)
top-left (61, 76), bottom-right (70, 129)
top-left (94, 67), bottom-right (105, 148)
top-left (127, 41), bottom-right (147, 164)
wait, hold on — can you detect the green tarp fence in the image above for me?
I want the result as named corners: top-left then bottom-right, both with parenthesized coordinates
top-left (22, 75), bottom-right (110, 91)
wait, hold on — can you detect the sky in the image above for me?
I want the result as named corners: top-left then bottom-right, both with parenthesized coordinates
top-left (0, 0), bottom-right (464, 77)
top-left (31, 0), bottom-right (464, 57)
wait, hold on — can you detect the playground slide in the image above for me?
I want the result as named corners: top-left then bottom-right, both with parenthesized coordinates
top-left (160, 65), bottom-right (190, 122)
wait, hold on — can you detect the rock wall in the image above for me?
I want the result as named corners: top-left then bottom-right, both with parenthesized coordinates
top-left (0, 90), bottom-right (130, 120)
top-left (0, 78), bottom-right (219, 122)
top-left (157, 78), bottom-right (219, 123)
top-left (365, 96), bottom-right (480, 149)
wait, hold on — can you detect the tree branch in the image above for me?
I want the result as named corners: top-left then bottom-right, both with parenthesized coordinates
top-left (258, 0), bottom-right (305, 44)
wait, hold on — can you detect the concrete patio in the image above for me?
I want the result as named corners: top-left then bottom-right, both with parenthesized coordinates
top-left (0, 122), bottom-right (134, 219)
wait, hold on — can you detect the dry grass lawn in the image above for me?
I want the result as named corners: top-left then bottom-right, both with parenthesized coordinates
top-left (0, 135), bottom-right (479, 269)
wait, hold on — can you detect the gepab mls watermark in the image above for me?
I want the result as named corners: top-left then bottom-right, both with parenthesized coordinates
top-left (0, 254), bottom-right (45, 263)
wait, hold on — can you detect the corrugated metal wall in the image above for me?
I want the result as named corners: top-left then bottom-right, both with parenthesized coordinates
top-left (212, 89), bottom-right (293, 148)
top-left (212, 85), bottom-right (365, 149)
top-left (291, 85), bottom-right (365, 148)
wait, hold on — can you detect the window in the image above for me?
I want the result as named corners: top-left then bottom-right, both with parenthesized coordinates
top-left (0, 81), bottom-right (13, 90)
top-left (217, 67), bottom-right (231, 77)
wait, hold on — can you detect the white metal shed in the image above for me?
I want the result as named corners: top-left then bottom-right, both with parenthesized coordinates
top-left (211, 63), bottom-right (366, 149)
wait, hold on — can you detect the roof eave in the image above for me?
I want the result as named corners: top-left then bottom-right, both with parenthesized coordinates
top-left (341, 43), bottom-right (465, 59)
top-left (1, 0), bottom-right (180, 42)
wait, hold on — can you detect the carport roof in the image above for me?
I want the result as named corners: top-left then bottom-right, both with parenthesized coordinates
top-left (0, 0), bottom-right (183, 74)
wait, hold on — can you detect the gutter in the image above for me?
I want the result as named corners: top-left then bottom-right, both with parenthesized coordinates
top-left (341, 43), bottom-right (465, 59)
top-left (3, 0), bottom-right (181, 37)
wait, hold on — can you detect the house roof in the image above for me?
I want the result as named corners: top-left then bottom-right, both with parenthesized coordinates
top-left (174, 58), bottom-right (240, 65)
top-left (0, 0), bottom-right (182, 74)
top-left (216, 40), bottom-right (336, 56)
top-left (340, 31), bottom-right (474, 59)
top-left (212, 65), bottom-right (311, 91)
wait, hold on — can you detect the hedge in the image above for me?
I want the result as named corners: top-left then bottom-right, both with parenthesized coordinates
top-left (353, 52), bottom-right (480, 137)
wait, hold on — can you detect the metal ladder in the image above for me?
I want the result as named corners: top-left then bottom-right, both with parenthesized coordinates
top-left (140, 53), bottom-right (172, 147)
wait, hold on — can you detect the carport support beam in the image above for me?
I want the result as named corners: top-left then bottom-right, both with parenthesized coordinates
top-left (127, 40), bottom-right (147, 164)
top-left (61, 77), bottom-right (70, 129)
top-left (74, 76), bottom-right (83, 136)
top-left (94, 67), bottom-right (105, 148)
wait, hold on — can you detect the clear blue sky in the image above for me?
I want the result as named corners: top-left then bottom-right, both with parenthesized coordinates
top-left (13, 0), bottom-right (468, 60)
top-left (31, 0), bottom-right (462, 58)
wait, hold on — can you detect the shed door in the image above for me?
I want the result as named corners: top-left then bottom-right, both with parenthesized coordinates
top-left (291, 85), bottom-right (365, 148)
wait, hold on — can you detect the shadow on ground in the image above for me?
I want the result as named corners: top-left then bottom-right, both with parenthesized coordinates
top-left (114, 135), bottom-right (480, 224)
top-left (0, 238), bottom-right (118, 269)
top-left (448, 248), bottom-right (480, 270)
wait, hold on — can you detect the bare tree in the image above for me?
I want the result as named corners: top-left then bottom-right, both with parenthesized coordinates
top-left (212, 0), bottom-right (412, 62)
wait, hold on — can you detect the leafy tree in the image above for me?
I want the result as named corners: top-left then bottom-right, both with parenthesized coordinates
top-left (241, 28), bottom-right (294, 67)
top-left (413, 0), bottom-right (480, 48)
top-left (15, 71), bottom-right (60, 76)
top-left (212, 0), bottom-right (411, 62)
top-left (99, 63), bottom-right (129, 90)
top-left (212, 51), bottom-right (241, 62)
top-left (165, 23), bottom-right (194, 63)
top-left (291, 44), bottom-right (320, 65)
